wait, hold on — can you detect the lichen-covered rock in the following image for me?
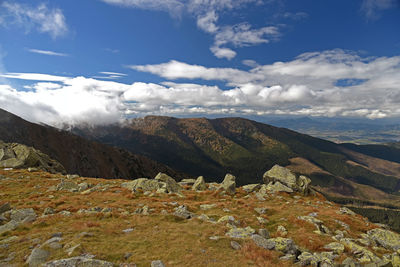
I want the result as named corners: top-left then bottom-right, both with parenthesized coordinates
top-left (151, 260), bottom-right (165, 267)
top-left (324, 242), bottom-right (345, 254)
top-left (270, 237), bottom-right (298, 255)
top-left (192, 176), bottom-right (207, 191)
top-left (219, 174), bottom-right (236, 195)
top-left (251, 234), bottom-right (275, 249)
top-left (297, 251), bottom-right (335, 267)
top-left (338, 207), bottom-right (356, 215)
top-left (155, 172), bottom-right (182, 193)
top-left (266, 181), bottom-right (293, 193)
top-left (218, 215), bottom-right (240, 226)
top-left (367, 228), bottom-right (400, 251)
top-left (179, 178), bottom-right (196, 186)
top-left (341, 238), bottom-right (381, 264)
top-left (263, 165), bottom-right (311, 195)
top-left (0, 141), bottom-right (65, 174)
top-left (122, 178), bottom-right (162, 192)
top-left (226, 226), bottom-right (255, 238)
top-left (242, 184), bottom-right (261, 193)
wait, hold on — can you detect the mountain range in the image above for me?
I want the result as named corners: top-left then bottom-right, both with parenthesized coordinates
top-left (2, 108), bottom-right (400, 229)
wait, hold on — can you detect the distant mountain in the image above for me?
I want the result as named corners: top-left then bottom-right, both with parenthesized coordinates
top-left (72, 116), bottom-right (400, 210)
top-left (0, 109), bottom-right (180, 179)
top-left (267, 117), bottom-right (400, 144)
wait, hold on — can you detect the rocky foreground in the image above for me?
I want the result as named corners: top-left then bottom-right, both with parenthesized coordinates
top-left (1, 166), bottom-right (400, 267)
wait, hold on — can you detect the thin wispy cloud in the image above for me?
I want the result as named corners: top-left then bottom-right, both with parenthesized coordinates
top-left (0, 2), bottom-right (68, 38)
top-left (101, 0), bottom-right (279, 59)
top-left (28, 48), bottom-right (68, 57)
top-left (361, 0), bottom-right (398, 20)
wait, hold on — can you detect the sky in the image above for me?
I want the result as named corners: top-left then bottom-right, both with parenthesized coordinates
top-left (0, 0), bottom-right (399, 126)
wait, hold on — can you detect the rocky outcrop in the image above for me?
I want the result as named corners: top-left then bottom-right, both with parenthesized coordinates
top-left (0, 141), bottom-right (65, 174)
top-left (367, 228), bottom-right (400, 251)
top-left (263, 165), bottom-right (311, 195)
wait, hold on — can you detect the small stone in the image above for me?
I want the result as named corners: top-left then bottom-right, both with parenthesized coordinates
top-left (277, 225), bottom-right (288, 236)
top-left (123, 228), bottom-right (134, 233)
top-left (231, 241), bottom-right (242, 250)
top-left (209, 236), bottom-right (220, 240)
top-left (192, 176), bottom-right (207, 191)
top-left (254, 207), bottom-right (268, 215)
top-left (257, 217), bottom-right (268, 224)
top-left (43, 207), bottom-right (55, 215)
top-left (151, 260), bottom-right (165, 267)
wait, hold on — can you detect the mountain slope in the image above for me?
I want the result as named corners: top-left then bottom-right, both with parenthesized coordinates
top-left (0, 109), bottom-right (181, 179)
top-left (72, 116), bottom-right (400, 210)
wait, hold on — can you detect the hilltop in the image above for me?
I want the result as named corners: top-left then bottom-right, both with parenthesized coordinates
top-left (1, 166), bottom-right (400, 267)
top-left (72, 116), bottom-right (400, 216)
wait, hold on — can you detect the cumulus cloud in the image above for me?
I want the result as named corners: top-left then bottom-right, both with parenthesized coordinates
top-left (101, 0), bottom-right (280, 59)
top-left (0, 2), bottom-right (68, 38)
top-left (28, 48), bottom-right (68, 57)
top-left (361, 0), bottom-right (398, 20)
top-left (1, 49), bottom-right (400, 126)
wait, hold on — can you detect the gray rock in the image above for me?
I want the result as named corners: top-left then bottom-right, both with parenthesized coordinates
top-left (257, 229), bottom-right (270, 239)
top-left (26, 247), bottom-right (50, 267)
top-left (0, 220), bottom-right (21, 235)
top-left (219, 174), bottom-right (236, 195)
top-left (231, 241), bottom-right (242, 250)
top-left (242, 184), bottom-right (261, 193)
top-left (226, 227), bottom-right (255, 239)
top-left (192, 176), bottom-right (207, 191)
top-left (56, 180), bottom-right (79, 192)
top-left (10, 208), bottom-right (37, 222)
top-left (151, 260), bottom-right (165, 267)
top-left (251, 234), bottom-right (275, 250)
top-left (179, 178), bottom-right (196, 186)
top-left (367, 228), bottom-right (400, 251)
top-left (154, 172), bottom-right (182, 194)
top-left (200, 204), bottom-right (216, 210)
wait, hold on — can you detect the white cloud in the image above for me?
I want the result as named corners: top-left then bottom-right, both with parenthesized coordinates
top-left (210, 46), bottom-right (237, 60)
top-left (2, 49), bottom-right (400, 126)
top-left (0, 2), bottom-right (68, 38)
top-left (361, 0), bottom-right (398, 19)
top-left (28, 48), bottom-right (68, 57)
top-left (242, 59), bottom-right (259, 68)
top-left (196, 11), bottom-right (219, 33)
top-left (99, 71), bottom-right (127, 76)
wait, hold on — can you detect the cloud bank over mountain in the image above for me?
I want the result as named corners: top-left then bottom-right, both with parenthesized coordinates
top-left (1, 49), bottom-right (399, 126)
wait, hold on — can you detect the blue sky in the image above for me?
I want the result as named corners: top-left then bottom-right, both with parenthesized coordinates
top-left (0, 0), bottom-right (399, 126)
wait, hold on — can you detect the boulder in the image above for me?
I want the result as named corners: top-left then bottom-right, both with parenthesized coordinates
top-left (179, 179), bottom-right (196, 186)
top-left (270, 237), bottom-right (298, 255)
top-left (251, 234), bottom-right (275, 250)
top-left (173, 205), bottom-right (195, 219)
top-left (122, 178), bottom-right (161, 192)
top-left (0, 141), bottom-right (65, 174)
top-left (266, 181), bottom-right (293, 193)
top-left (192, 176), bottom-right (207, 191)
top-left (154, 173), bottom-right (182, 193)
top-left (367, 228), bottom-right (400, 251)
top-left (324, 242), bottom-right (345, 254)
top-left (56, 180), bottom-right (79, 192)
top-left (263, 165), bottom-right (311, 195)
top-left (0, 220), bottom-right (20, 235)
top-left (10, 208), bottom-right (37, 223)
top-left (226, 226), bottom-right (255, 239)
top-left (242, 184), bottom-right (261, 193)
top-left (219, 173), bottom-right (236, 195)
top-left (26, 248), bottom-right (50, 267)
top-left (231, 241), bottom-right (242, 250)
